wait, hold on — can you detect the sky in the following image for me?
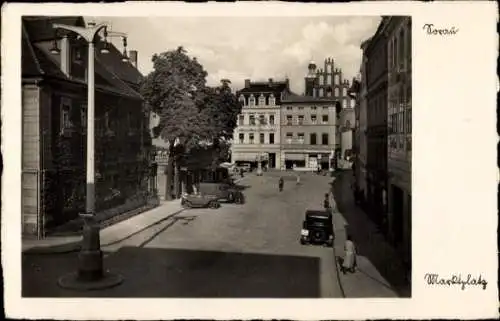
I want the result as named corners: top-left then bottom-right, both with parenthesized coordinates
top-left (97, 16), bottom-right (381, 94)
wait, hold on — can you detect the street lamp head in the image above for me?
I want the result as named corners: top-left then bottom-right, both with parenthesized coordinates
top-left (121, 49), bottom-right (129, 62)
top-left (49, 40), bottom-right (61, 55)
top-left (100, 27), bottom-right (110, 54)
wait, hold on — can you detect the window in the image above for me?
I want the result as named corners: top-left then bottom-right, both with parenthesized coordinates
top-left (327, 90), bottom-right (332, 97)
top-left (322, 133), bottom-right (329, 145)
top-left (298, 133), bottom-right (305, 144)
top-left (406, 108), bottom-right (412, 133)
top-left (239, 115), bottom-right (244, 125)
top-left (342, 99), bottom-right (347, 108)
top-left (334, 87), bottom-right (339, 97)
top-left (249, 114), bottom-right (256, 125)
top-left (269, 94), bottom-right (276, 105)
top-left (286, 115), bottom-right (293, 125)
top-left (249, 95), bottom-right (256, 106)
top-left (239, 133), bottom-right (244, 144)
top-left (249, 133), bottom-right (254, 144)
top-left (334, 74), bottom-right (339, 84)
top-left (319, 77), bottom-right (324, 85)
top-left (258, 94), bottom-right (266, 106)
top-left (260, 133), bottom-right (265, 144)
top-left (319, 88), bottom-right (324, 97)
top-left (327, 74), bottom-right (332, 85)
top-left (350, 98), bottom-right (355, 108)
top-left (298, 107), bottom-right (304, 110)
top-left (286, 132), bottom-right (293, 144)
top-left (310, 133), bottom-right (317, 145)
top-left (311, 115), bottom-right (317, 124)
top-left (80, 103), bottom-right (87, 132)
top-left (269, 133), bottom-right (275, 144)
top-left (259, 114), bottom-right (266, 125)
top-left (269, 114), bottom-right (275, 125)
top-left (322, 106), bottom-right (329, 110)
top-left (286, 106), bottom-right (292, 111)
top-left (342, 87), bottom-right (347, 97)
top-left (311, 106), bottom-right (317, 111)
top-left (322, 115), bottom-right (329, 124)
top-left (239, 95), bottom-right (246, 106)
top-left (60, 97), bottom-right (72, 131)
top-left (298, 115), bottom-right (304, 125)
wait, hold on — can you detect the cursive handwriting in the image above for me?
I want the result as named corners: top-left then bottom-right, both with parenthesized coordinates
top-left (424, 273), bottom-right (487, 290)
top-left (422, 24), bottom-right (459, 36)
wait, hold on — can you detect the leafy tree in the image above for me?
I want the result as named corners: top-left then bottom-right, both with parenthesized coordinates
top-left (140, 47), bottom-right (241, 199)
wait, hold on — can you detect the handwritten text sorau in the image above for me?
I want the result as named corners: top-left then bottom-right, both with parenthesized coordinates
top-left (423, 24), bottom-right (459, 36)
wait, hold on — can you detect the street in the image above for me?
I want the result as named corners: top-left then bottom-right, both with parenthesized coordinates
top-left (22, 172), bottom-right (342, 298)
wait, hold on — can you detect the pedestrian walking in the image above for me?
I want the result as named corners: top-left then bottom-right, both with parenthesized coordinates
top-left (296, 174), bottom-right (301, 185)
top-left (240, 168), bottom-right (244, 178)
top-left (323, 193), bottom-right (330, 210)
top-left (341, 234), bottom-right (357, 274)
top-left (278, 176), bottom-right (284, 192)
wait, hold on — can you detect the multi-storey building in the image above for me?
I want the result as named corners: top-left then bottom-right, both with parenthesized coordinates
top-left (350, 38), bottom-right (371, 206)
top-left (280, 93), bottom-right (337, 170)
top-left (364, 18), bottom-right (389, 227)
top-left (304, 59), bottom-right (355, 159)
top-left (21, 16), bottom-right (148, 237)
top-left (231, 78), bottom-right (289, 169)
top-left (386, 16), bottom-right (412, 266)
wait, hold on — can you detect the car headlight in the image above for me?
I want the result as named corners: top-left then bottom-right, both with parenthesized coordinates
top-left (301, 229), bottom-right (309, 236)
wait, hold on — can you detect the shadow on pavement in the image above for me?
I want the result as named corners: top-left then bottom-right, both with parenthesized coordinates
top-left (332, 171), bottom-right (411, 297)
top-left (23, 247), bottom-right (321, 298)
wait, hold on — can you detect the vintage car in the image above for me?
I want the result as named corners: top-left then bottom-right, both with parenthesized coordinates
top-left (300, 210), bottom-right (334, 246)
top-left (181, 193), bottom-right (221, 209)
top-left (199, 181), bottom-right (244, 204)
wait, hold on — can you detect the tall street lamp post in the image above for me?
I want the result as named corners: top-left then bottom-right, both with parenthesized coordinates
top-left (52, 21), bottom-right (126, 290)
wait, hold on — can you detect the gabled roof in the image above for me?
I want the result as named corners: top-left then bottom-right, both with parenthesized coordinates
top-left (21, 16), bottom-right (143, 100)
top-left (237, 81), bottom-right (288, 95)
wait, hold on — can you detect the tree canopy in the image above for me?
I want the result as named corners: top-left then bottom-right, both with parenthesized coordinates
top-left (140, 46), bottom-right (242, 154)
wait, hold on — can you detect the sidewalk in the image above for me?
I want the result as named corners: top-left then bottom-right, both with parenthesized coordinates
top-left (22, 199), bottom-right (184, 254)
top-left (330, 171), bottom-right (411, 298)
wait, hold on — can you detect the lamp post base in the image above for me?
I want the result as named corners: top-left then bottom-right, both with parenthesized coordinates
top-left (58, 270), bottom-right (123, 291)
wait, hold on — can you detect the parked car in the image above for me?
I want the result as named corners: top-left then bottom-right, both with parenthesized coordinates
top-left (199, 181), bottom-right (244, 204)
top-left (236, 164), bottom-right (251, 173)
top-left (181, 193), bottom-right (220, 209)
top-left (300, 210), bottom-right (334, 247)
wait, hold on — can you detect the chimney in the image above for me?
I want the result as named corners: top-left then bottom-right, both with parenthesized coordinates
top-left (129, 50), bottom-right (138, 69)
top-left (285, 78), bottom-right (290, 89)
top-left (268, 78), bottom-right (273, 84)
top-left (61, 36), bottom-right (70, 76)
top-left (244, 79), bottom-right (251, 88)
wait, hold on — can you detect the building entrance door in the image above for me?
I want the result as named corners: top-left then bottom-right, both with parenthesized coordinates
top-left (268, 153), bottom-right (276, 168)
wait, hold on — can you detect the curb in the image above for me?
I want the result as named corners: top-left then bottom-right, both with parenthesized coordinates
top-left (23, 202), bottom-right (182, 255)
top-left (329, 187), bottom-right (347, 298)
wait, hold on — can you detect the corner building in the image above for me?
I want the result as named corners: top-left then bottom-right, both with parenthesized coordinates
top-left (231, 78), bottom-right (288, 169)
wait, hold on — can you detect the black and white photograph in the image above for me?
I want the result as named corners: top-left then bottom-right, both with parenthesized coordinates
top-left (2, 2), bottom-right (498, 320)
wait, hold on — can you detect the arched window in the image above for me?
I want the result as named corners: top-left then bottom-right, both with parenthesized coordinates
top-left (319, 76), bottom-right (324, 85)
top-left (334, 87), bottom-right (339, 97)
top-left (334, 74), bottom-right (340, 84)
top-left (258, 94), bottom-right (266, 106)
top-left (342, 87), bottom-right (347, 97)
top-left (342, 99), bottom-right (347, 108)
top-left (239, 94), bottom-right (246, 106)
top-left (269, 94), bottom-right (276, 106)
top-left (350, 98), bottom-right (355, 108)
top-left (249, 94), bottom-right (256, 106)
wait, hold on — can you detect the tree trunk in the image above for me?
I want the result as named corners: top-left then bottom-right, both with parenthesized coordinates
top-left (174, 161), bottom-right (181, 198)
top-left (165, 145), bottom-right (175, 201)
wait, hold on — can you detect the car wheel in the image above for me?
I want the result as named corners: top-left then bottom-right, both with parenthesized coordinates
top-left (300, 239), bottom-right (306, 245)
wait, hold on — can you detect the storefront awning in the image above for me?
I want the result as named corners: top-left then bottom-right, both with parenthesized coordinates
top-left (284, 153), bottom-right (306, 161)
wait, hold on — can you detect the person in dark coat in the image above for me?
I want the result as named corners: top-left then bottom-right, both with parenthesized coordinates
top-left (323, 193), bottom-right (331, 210)
top-left (278, 176), bottom-right (284, 192)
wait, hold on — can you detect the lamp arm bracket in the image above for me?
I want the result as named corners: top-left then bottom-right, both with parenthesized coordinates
top-left (52, 23), bottom-right (107, 43)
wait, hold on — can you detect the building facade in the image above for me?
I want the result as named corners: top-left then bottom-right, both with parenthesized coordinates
top-left (364, 18), bottom-right (389, 227)
top-left (386, 16), bottom-right (412, 266)
top-left (21, 16), bottom-right (149, 237)
top-left (280, 93), bottom-right (337, 170)
top-left (231, 78), bottom-right (289, 169)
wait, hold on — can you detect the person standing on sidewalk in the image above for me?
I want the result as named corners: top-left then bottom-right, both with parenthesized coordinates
top-left (278, 176), bottom-right (284, 192)
top-left (323, 193), bottom-right (330, 210)
top-left (341, 234), bottom-right (357, 274)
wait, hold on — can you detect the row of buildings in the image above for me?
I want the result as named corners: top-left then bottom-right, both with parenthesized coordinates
top-left (350, 16), bottom-right (412, 268)
top-left (230, 59), bottom-right (356, 171)
top-left (21, 16), bottom-right (152, 237)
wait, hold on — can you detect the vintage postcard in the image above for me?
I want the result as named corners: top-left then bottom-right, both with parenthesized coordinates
top-left (1, 1), bottom-right (498, 320)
